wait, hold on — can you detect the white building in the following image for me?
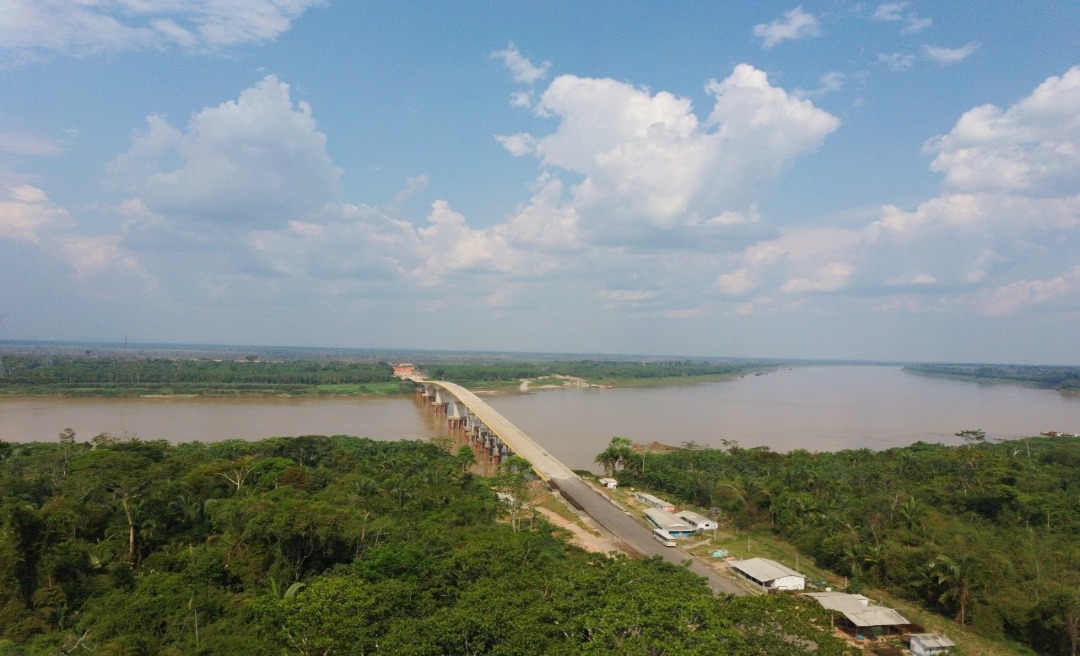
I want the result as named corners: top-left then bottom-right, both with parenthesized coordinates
top-left (910, 633), bottom-right (956, 656)
top-left (635, 492), bottom-right (675, 512)
top-left (805, 592), bottom-right (911, 635)
top-left (676, 510), bottom-right (717, 532)
top-left (598, 477), bottom-right (618, 489)
top-left (730, 557), bottom-right (806, 591)
top-left (643, 508), bottom-right (696, 537)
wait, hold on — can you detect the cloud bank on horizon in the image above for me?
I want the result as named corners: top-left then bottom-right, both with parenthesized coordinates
top-left (1, 2), bottom-right (1078, 363)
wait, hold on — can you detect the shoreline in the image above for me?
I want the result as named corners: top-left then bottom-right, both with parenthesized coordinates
top-left (0, 371), bottom-right (753, 400)
top-left (903, 365), bottom-right (1080, 394)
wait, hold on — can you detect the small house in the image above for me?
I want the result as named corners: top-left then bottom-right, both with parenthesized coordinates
top-left (635, 492), bottom-right (676, 512)
top-left (676, 510), bottom-right (717, 532)
top-left (643, 508), bottom-right (696, 537)
top-left (806, 592), bottom-right (913, 638)
top-left (730, 557), bottom-right (806, 591)
top-left (598, 477), bottom-right (618, 489)
top-left (910, 633), bottom-right (956, 656)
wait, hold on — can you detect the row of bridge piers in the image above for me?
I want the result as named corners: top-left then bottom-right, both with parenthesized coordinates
top-left (416, 384), bottom-right (513, 464)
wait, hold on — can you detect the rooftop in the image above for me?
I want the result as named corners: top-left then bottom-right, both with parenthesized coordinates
top-left (910, 633), bottom-right (957, 648)
top-left (806, 592), bottom-right (911, 628)
top-left (731, 557), bottom-right (805, 582)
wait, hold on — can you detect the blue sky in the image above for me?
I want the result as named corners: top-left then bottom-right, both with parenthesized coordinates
top-left (2, 2), bottom-right (1079, 364)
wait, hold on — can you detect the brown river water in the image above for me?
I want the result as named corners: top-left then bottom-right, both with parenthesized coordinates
top-left (2, 366), bottom-right (1077, 471)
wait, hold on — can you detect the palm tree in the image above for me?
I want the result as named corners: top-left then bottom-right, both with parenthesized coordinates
top-left (898, 496), bottom-right (924, 533)
top-left (928, 553), bottom-right (980, 625)
top-left (595, 437), bottom-right (634, 477)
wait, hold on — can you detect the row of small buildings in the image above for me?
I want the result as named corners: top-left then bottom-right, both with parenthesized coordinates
top-left (633, 491), bottom-right (718, 537)
top-left (619, 484), bottom-right (957, 654)
top-left (729, 557), bottom-right (955, 654)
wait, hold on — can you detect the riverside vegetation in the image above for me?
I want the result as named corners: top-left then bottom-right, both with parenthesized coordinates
top-left (0, 354), bottom-right (768, 397)
top-left (904, 363), bottom-right (1080, 392)
top-left (599, 434), bottom-right (1080, 655)
top-left (419, 359), bottom-right (767, 387)
top-left (0, 356), bottom-right (411, 397)
top-left (0, 433), bottom-right (850, 655)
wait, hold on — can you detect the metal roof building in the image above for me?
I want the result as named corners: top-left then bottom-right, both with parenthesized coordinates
top-left (676, 509), bottom-right (717, 531)
top-left (806, 592), bottom-right (912, 634)
top-left (635, 492), bottom-right (675, 512)
top-left (643, 507), bottom-right (696, 537)
top-left (730, 557), bottom-right (806, 591)
top-left (910, 633), bottom-right (956, 655)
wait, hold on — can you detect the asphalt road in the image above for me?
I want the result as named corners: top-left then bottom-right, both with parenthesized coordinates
top-left (551, 477), bottom-right (745, 596)
top-left (421, 379), bottom-right (744, 596)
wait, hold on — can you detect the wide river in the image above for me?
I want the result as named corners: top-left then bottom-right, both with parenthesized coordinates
top-left (2, 365), bottom-right (1077, 471)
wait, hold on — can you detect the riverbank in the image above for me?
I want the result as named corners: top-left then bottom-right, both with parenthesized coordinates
top-left (0, 352), bottom-right (776, 398)
top-left (469, 371), bottom-right (763, 395)
top-left (0, 380), bottom-right (416, 398)
top-left (0, 369), bottom-right (757, 400)
top-left (904, 362), bottom-right (1080, 393)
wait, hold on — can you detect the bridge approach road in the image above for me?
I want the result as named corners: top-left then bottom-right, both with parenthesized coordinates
top-left (422, 380), bottom-right (744, 596)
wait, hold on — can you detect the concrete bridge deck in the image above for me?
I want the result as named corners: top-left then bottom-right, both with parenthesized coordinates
top-left (416, 379), bottom-right (744, 596)
top-left (424, 379), bottom-right (577, 480)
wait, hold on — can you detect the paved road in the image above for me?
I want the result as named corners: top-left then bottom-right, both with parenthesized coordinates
top-left (551, 477), bottom-right (744, 596)
top-left (421, 379), bottom-right (744, 596)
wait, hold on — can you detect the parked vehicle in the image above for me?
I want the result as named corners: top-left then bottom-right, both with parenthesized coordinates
top-left (652, 528), bottom-right (676, 547)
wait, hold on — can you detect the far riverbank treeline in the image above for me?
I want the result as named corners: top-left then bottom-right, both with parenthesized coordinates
top-left (420, 359), bottom-right (767, 385)
top-left (0, 356), bottom-right (410, 397)
top-left (604, 435), bottom-right (1080, 655)
top-left (0, 355), bottom-right (770, 397)
top-left (904, 362), bottom-right (1080, 391)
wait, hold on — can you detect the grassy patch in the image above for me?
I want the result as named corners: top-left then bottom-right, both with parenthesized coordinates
top-left (533, 489), bottom-right (600, 535)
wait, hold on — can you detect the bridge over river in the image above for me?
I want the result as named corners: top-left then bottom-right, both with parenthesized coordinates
top-left (415, 379), bottom-right (743, 596)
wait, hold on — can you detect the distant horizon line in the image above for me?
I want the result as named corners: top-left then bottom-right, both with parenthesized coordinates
top-left (1, 338), bottom-right (1071, 369)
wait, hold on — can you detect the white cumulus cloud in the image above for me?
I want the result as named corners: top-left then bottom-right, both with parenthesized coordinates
top-left (753, 6), bottom-right (822, 49)
top-left (923, 42), bottom-right (979, 64)
top-left (0, 184), bottom-right (71, 242)
top-left (0, 0), bottom-right (324, 60)
top-left (872, 2), bottom-right (932, 33)
top-left (924, 66), bottom-right (1080, 196)
top-left (491, 41), bottom-right (551, 85)
top-left (851, 67), bottom-right (1080, 315)
top-left (873, 2), bottom-right (909, 22)
top-left (979, 266), bottom-right (1080, 316)
top-left (108, 75), bottom-right (341, 227)
top-left (782, 261), bottom-right (855, 293)
top-left (713, 242), bottom-right (787, 295)
top-left (414, 201), bottom-right (518, 283)
top-left (507, 64), bottom-right (838, 248)
top-left (56, 234), bottom-right (144, 279)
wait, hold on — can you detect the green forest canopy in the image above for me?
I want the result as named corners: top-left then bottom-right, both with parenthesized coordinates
top-left (904, 363), bottom-right (1080, 391)
top-left (0, 433), bottom-right (849, 655)
top-left (0, 356), bottom-right (409, 397)
top-left (0, 354), bottom-right (772, 397)
top-left (611, 435), bottom-right (1080, 655)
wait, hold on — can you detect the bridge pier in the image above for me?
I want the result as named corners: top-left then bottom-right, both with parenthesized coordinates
top-left (419, 384), bottom-right (437, 406)
top-left (411, 380), bottom-right (548, 474)
top-left (431, 389), bottom-right (448, 415)
top-left (447, 402), bottom-right (468, 430)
